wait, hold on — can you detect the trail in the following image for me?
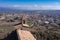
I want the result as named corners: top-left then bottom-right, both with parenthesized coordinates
top-left (15, 25), bottom-right (36, 40)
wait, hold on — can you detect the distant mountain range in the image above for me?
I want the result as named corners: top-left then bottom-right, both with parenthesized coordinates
top-left (0, 7), bottom-right (60, 15)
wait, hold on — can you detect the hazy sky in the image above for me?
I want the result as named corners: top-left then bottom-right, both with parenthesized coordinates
top-left (0, 0), bottom-right (60, 10)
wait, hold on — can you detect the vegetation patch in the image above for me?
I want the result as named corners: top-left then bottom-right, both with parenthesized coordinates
top-left (27, 22), bottom-right (33, 26)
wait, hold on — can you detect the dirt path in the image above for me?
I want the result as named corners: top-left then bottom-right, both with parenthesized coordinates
top-left (17, 29), bottom-right (36, 40)
top-left (14, 24), bottom-right (36, 40)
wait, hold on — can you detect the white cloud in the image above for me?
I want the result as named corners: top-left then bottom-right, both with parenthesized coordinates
top-left (55, 2), bottom-right (59, 5)
top-left (12, 4), bottom-right (60, 10)
top-left (34, 4), bottom-right (38, 7)
top-left (13, 5), bottom-right (21, 7)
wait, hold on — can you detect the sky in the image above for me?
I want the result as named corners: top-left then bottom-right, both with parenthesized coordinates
top-left (0, 0), bottom-right (60, 10)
